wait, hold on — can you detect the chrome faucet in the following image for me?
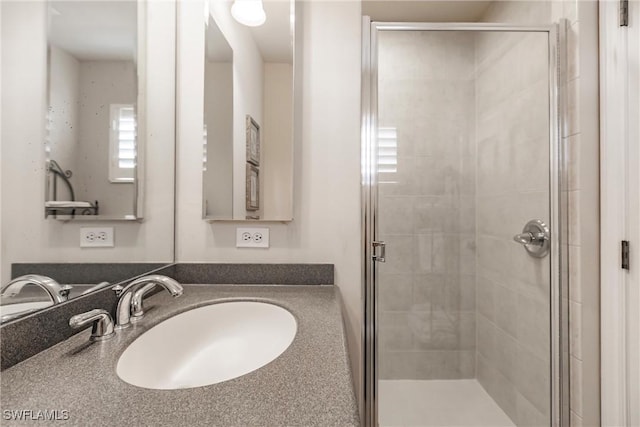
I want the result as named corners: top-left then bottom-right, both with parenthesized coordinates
top-left (114, 275), bottom-right (183, 329)
top-left (130, 282), bottom-right (159, 320)
top-left (1, 274), bottom-right (72, 304)
top-left (69, 309), bottom-right (114, 341)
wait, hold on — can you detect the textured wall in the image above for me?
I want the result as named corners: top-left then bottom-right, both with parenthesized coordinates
top-left (76, 61), bottom-right (135, 215)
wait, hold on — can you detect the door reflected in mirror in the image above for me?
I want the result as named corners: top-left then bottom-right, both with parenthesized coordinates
top-left (45, 0), bottom-right (143, 220)
top-left (202, 0), bottom-right (295, 221)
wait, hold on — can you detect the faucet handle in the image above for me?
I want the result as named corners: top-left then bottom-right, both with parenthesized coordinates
top-left (69, 309), bottom-right (115, 341)
top-left (59, 285), bottom-right (73, 299)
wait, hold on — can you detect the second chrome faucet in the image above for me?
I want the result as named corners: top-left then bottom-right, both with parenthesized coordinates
top-left (114, 275), bottom-right (183, 329)
top-left (68, 275), bottom-right (183, 342)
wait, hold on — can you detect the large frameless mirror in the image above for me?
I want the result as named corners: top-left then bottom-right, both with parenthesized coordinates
top-left (1, 0), bottom-right (176, 324)
top-left (202, 0), bottom-right (296, 221)
top-left (45, 0), bottom-right (143, 220)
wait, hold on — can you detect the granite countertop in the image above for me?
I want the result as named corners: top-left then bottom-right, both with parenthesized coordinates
top-left (0, 285), bottom-right (359, 426)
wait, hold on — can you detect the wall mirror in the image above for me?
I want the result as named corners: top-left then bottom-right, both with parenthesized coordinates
top-left (203, 15), bottom-right (234, 219)
top-left (202, 0), bottom-right (296, 221)
top-left (1, 0), bottom-right (176, 324)
top-left (0, 265), bottom-right (168, 324)
top-left (45, 0), bottom-right (143, 220)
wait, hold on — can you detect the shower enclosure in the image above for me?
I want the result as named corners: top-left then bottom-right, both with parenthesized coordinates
top-left (362, 21), bottom-right (568, 427)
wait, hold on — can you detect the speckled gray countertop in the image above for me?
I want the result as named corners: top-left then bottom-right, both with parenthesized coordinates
top-left (0, 285), bottom-right (359, 426)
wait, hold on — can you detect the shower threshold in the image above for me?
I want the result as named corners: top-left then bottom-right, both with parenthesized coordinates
top-left (378, 379), bottom-right (515, 427)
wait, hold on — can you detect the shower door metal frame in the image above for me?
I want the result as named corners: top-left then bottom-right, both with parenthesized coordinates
top-left (361, 19), bottom-right (569, 427)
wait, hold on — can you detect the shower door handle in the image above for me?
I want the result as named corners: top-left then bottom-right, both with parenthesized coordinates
top-left (373, 241), bottom-right (386, 262)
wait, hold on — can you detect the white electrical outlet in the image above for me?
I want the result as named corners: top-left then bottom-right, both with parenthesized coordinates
top-left (80, 227), bottom-right (114, 248)
top-left (236, 227), bottom-right (269, 248)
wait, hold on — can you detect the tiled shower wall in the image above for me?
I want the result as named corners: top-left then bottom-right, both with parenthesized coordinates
top-left (376, 3), bottom-right (599, 425)
top-left (479, 2), bottom-right (598, 426)
top-left (378, 31), bottom-right (477, 379)
top-left (474, 29), bottom-right (551, 426)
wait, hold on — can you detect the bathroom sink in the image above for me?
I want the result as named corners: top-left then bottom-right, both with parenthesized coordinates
top-left (116, 301), bottom-right (297, 389)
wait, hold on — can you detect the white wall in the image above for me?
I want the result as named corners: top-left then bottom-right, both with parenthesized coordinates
top-left (0, 1), bottom-right (176, 284)
top-left (262, 63), bottom-right (293, 220)
top-left (76, 61), bottom-right (135, 215)
top-left (176, 0), bottom-right (363, 403)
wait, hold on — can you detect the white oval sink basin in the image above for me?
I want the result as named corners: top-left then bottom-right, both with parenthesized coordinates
top-left (116, 301), bottom-right (297, 389)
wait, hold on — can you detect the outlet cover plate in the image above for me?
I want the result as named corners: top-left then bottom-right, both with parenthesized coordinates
top-left (80, 227), bottom-right (114, 248)
top-left (236, 227), bottom-right (269, 248)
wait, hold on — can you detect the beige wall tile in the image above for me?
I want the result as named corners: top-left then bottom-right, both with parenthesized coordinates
top-left (476, 275), bottom-right (496, 322)
top-left (381, 350), bottom-right (475, 380)
top-left (565, 77), bottom-right (581, 137)
top-left (517, 293), bottom-right (551, 360)
top-left (569, 244), bottom-right (582, 303)
top-left (379, 235), bottom-right (414, 274)
top-left (494, 283), bottom-right (519, 338)
top-left (477, 353), bottom-right (519, 422)
top-left (379, 311), bottom-right (414, 352)
top-left (477, 313), bottom-right (497, 362)
top-left (567, 134), bottom-right (581, 191)
top-left (516, 392), bottom-right (548, 426)
top-left (567, 21), bottom-right (580, 80)
top-left (570, 410), bottom-right (583, 427)
top-left (516, 347), bottom-right (551, 416)
top-left (569, 190), bottom-right (581, 246)
top-left (379, 196), bottom-right (415, 235)
top-left (569, 300), bottom-right (583, 359)
top-left (494, 327), bottom-right (519, 382)
top-left (378, 273), bottom-right (414, 311)
top-left (515, 138), bottom-right (550, 193)
top-left (570, 356), bottom-right (584, 416)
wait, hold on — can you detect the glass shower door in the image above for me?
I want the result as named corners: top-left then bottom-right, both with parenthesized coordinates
top-left (370, 26), bottom-right (559, 427)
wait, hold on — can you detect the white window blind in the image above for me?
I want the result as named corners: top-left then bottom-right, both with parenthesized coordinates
top-left (109, 104), bottom-right (136, 183)
top-left (378, 127), bottom-right (398, 174)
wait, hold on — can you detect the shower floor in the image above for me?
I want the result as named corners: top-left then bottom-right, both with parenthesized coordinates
top-left (378, 379), bottom-right (515, 427)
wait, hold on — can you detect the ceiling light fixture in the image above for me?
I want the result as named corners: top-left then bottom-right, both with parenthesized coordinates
top-left (231, 0), bottom-right (266, 27)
